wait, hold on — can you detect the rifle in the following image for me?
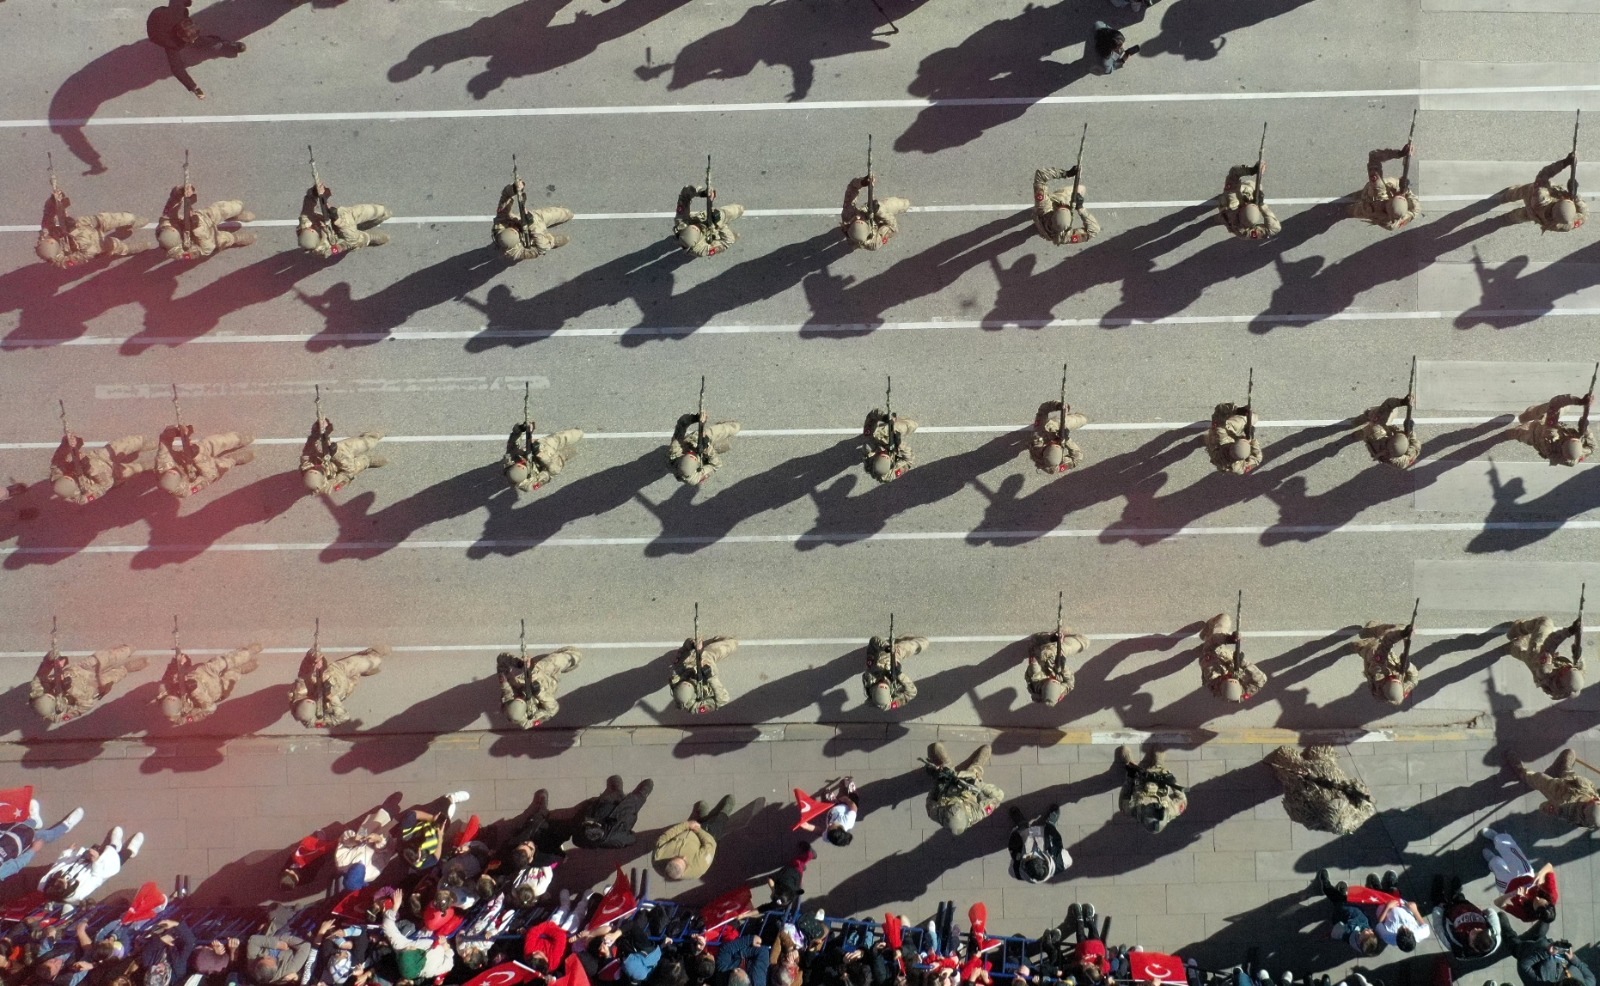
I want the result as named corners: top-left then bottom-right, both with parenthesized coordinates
top-left (1572, 109), bottom-right (1581, 191)
top-left (1401, 109), bottom-right (1417, 193)
top-left (704, 155), bottom-right (715, 222)
top-left (1399, 597), bottom-right (1420, 673)
top-left (180, 150), bottom-right (194, 252)
top-left (519, 618), bottom-right (536, 700)
top-left (169, 383), bottom-right (193, 464)
top-left (310, 618), bottom-right (326, 723)
top-left (44, 152), bottom-right (70, 240)
top-left (1573, 583), bottom-right (1586, 663)
top-left (47, 151), bottom-right (60, 200)
top-left (1581, 362), bottom-right (1598, 437)
top-left (58, 399), bottom-right (69, 439)
top-left (49, 615), bottom-right (59, 661)
top-left (1070, 122), bottom-right (1088, 217)
top-left (866, 134), bottom-right (876, 218)
top-left (513, 154), bottom-right (532, 249)
top-left (308, 144), bottom-right (334, 222)
top-left (883, 376), bottom-right (898, 452)
top-left (917, 757), bottom-right (984, 797)
top-left (1058, 363), bottom-right (1069, 437)
top-left (885, 613), bottom-right (899, 684)
top-left (696, 376), bottom-right (708, 453)
top-left (1052, 591), bottom-right (1066, 677)
top-left (1405, 355), bottom-right (1417, 437)
top-left (1254, 123), bottom-right (1268, 204)
top-left (1243, 368), bottom-right (1256, 441)
top-left (1233, 590), bottom-right (1245, 659)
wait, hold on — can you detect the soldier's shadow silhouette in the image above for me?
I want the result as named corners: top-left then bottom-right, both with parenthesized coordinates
top-left (489, 656), bottom-right (663, 761)
top-left (319, 462), bottom-right (504, 563)
top-left (1455, 236), bottom-right (1600, 330)
top-left (658, 646), bottom-right (868, 756)
top-left (134, 470), bottom-right (307, 569)
top-left (1467, 458), bottom-right (1600, 554)
top-left (137, 685), bottom-right (291, 774)
top-left (1, 251), bottom-right (166, 349)
top-left (329, 676), bottom-right (498, 775)
top-left (302, 248), bottom-right (511, 351)
top-left (122, 250), bottom-right (323, 353)
top-left (468, 450), bottom-right (665, 559)
top-left (0, 477), bottom-right (164, 570)
top-left (16, 681), bottom-right (165, 769)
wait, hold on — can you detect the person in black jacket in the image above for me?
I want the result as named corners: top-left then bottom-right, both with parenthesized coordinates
top-left (1007, 803), bottom-right (1068, 883)
top-left (572, 777), bottom-right (654, 850)
top-left (145, 0), bottom-right (245, 99)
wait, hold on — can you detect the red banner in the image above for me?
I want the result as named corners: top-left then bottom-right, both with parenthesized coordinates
top-left (465, 961), bottom-right (543, 986)
top-left (121, 882), bottom-right (168, 924)
top-left (1346, 887), bottom-right (1400, 907)
top-left (1129, 952), bottom-right (1187, 985)
top-left (0, 787), bottom-right (34, 824)
top-left (700, 885), bottom-right (754, 932)
top-left (792, 790), bottom-right (832, 831)
top-left (586, 868), bottom-right (639, 931)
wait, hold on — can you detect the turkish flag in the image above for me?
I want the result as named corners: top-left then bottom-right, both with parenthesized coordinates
top-left (465, 961), bottom-right (543, 986)
top-left (883, 913), bottom-right (903, 950)
top-left (1128, 952), bottom-right (1187, 985)
top-left (555, 955), bottom-right (590, 986)
top-left (967, 903), bottom-right (988, 937)
top-left (1346, 887), bottom-right (1400, 907)
top-left (792, 790), bottom-right (833, 831)
top-left (586, 868), bottom-right (638, 931)
top-left (700, 886), bottom-right (754, 933)
top-left (121, 882), bottom-right (168, 924)
top-left (0, 787), bottom-right (34, 824)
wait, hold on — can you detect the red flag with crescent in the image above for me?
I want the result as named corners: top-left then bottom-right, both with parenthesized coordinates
top-left (1128, 952), bottom-right (1187, 985)
top-left (792, 790), bottom-right (832, 830)
top-left (700, 885), bottom-right (754, 932)
top-left (121, 882), bottom-right (168, 924)
top-left (1346, 887), bottom-right (1399, 907)
top-left (0, 787), bottom-right (34, 824)
top-left (586, 868), bottom-right (639, 931)
top-left (465, 961), bottom-right (543, 986)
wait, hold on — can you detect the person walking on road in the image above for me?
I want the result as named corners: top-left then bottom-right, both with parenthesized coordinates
top-left (146, 0), bottom-right (245, 100)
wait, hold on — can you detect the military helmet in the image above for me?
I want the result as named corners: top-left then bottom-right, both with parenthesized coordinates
top-left (297, 227), bottom-right (321, 251)
top-left (292, 699), bottom-right (318, 725)
top-left (1562, 436), bottom-right (1585, 463)
top-left (867, 452), bottom-right (894, 479)
top-left (1039, 678), bottom-right (1066, 705)
top-left (158, 470), bottom-right (187, 494)
top-left (495, 228), bottom-right (522, 253)
top-left (1386, 196), bottom-right (1410, 220)
top-left (1040, 442), bottom-right (1064, 469)
top-left (673, 452), bottom-right (701, 482)
top-left (676, 225), bottom-right (704, 250)
top-left (505, 460), bottom-right (532, 485)
top-left (1220, 678), bottom-right (1244, 701)
top-left (1554, 666), bottom-right (1584, 698)
top-left (1048, 206), bottom-right (1073, 235)
top-left (302, 469), bottom-right (327, 493)
top-left (847, 219), bottom-right (873, 246)
top-left (1238, 203), bottom-right (1264, 229)
top-left (156, 226), bottom-right (185, 251)
top-left (503, 698), bottom-right (529, 724)
top-left (1385, 433), bottom-right (1411, 459)
top-left (35, 237), bottom-right (63, 262)
top-left (672, 680), bottom-right (697, 709)
top-left (1555, 199), bottom-right (1579, 225)
top-left (51, 476), bottom-right (81, 501)
top-left (1228, 438), bottom-right (1252, 462)
top-left (159, 695), bottom-right (185, 720)
top-left (30, 694), bottom-right (57, 718)
top-left (1376, 678), bottom-right (1406, 705)
top-left (867, 680), bottom-right (893, 710)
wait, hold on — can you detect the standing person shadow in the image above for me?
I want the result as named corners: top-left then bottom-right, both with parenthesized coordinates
top-left (301, 248), bottom-right (510, 351)
top-left (1137, 0), bottom-right (1321, 62)
top-left (895, 2), bottom-right (1097, 154)
top-left (123, 250), bottom-right (322, 353)
top-left (1467, 457), bottom-right (1600, 553)
top-left (1455, 237), bottom-right (1600, 330)
top-left (2, 251), bottom-right (167, 349)
top-left (318, 462), bottom-right (505, 563)
top-left (468, 450), bottom-right (665, 559)
top-left (48, 0), bottom-right (301, 174)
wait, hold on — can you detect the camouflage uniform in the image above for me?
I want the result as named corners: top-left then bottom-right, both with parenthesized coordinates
top-left (1511, 749), bottom-right (1600, 830)
top-left (923, 742), bottom-right (1003, 835)
top-left (496, 647), bottom-right (582, 728)
top-left (156, 185), bottom-right (255, 261)
top-left (1349, 148), bottom-right (1420, 231)
top-left (1512, 397), bottom-right (1596, 466)
top-left (297, 186), bottom-right (391, 258)
top-left (1203, 402), bottom-right (1263, 475)
top-left (673, 185), bottom-right (743, 258)
top-left (1360, 396), bottom-right (1421, 468)
top-left (669, 637), bottom-right (738, 714)
top-left (503, 423), bottom-right (584, 493)
top-left (157, 645), bottom-right (261, 724)
top-left (1353, 622), bottom-right (1418, 706)
top-left (862, 409), bottom-right (916, 483)
top-left (1025, 628), bottom-right (1088, 705)
top-left (300, 419), bottom-right (387, 496)
top-left (841, 177), bottom-right (910, 251)
top-left (49, 433), bottom-right (155, 504)
top-left (1030, 401), bottom-right (1088, 475)
top-left (28, 646), bottom-right (148, 724)
top-left (668, 414), bottom-right (741, 485)
top-left (1503, 155), bottom-right (1588, 232)
top-left (35, 194), bottom-right (151, 269)
top-left (289, 647), bottom-right (386, 728)
top-left (1263, 745), bottom-right (1375, 834)
top-left (1032, 168), bottom-right (1099, 245)
top-left (1199, 612), bottom-right (1267, 701)
top-left (1117, 747), bottom-right (1188, 833)
top-left (863, 634), bottom-right (926, 710)
top-left (493, 182), bottom-right (573, 261)
top-left (154, 425), bottom-right (254, 499)
top-left (1219, 164), bottom-right (1281, 240)
top-left (1506, 616), bottom-right (1585, 700)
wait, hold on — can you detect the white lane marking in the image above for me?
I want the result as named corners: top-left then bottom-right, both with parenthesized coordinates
top-left (1415, 559), bottom-right (1600, 613)
top-left (2, 521), bottom-right (1596, 557)
top-left (0, 417), bottom-right (1512, 451)
top-left (0, 193), bottom-right (1520, 233)
top-left (92, 378), bottom-right (548, 400)
top-left (0, 626), bottom-right (1493, 659)
top-left (13, 83), bottom-right (1600, 130)
top-left (12, 306), bottom-right (1600, 349)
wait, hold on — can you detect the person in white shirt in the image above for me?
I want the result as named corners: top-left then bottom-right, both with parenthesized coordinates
top-left (798, 778), bottom-right (859, 848)
top-left (40, 826), bottom-right (143, 901)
